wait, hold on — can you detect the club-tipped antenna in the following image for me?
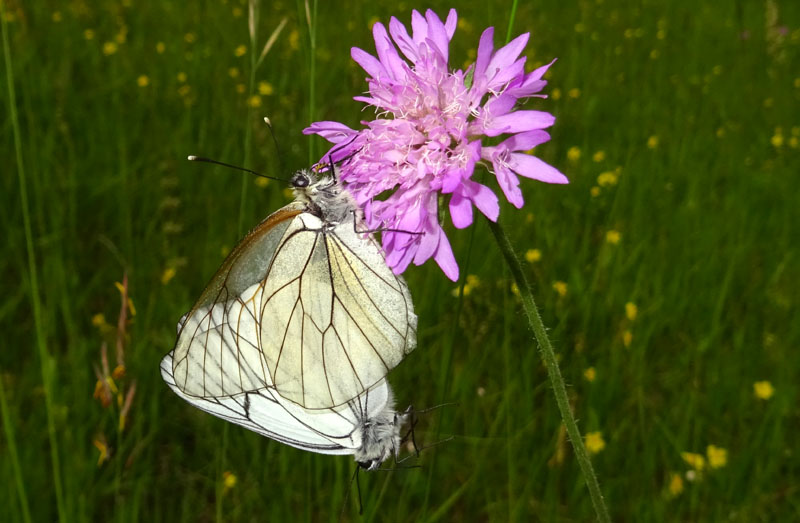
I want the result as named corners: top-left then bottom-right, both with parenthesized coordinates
top-left (262, 116), bottom-right (286, 175)
top-left (186, 156), bottom-right (285, 182)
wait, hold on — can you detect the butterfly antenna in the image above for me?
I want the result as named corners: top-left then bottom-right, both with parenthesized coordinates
top-left (187, 156), bottom-right (286, 182)
top-left (262, 116), bottom-right (286, 175)
top-left (396, 436), bottom-right (455, 465)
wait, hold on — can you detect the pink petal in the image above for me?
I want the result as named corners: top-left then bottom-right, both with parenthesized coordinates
top-left (484, 110), bottom-right (556, 136)
top-left (302, 121), bottom-right (356, 142)
top-left (411, 10), bottom-right (427, 46)
top-left (494, 164), bottom-right (524, 208)
top-left (500, 130), bottom-right (551, 151)
top-left (509, 153), bottom-right (569, 184)
top-left (424, 9), bottom-right (449, 62)
top-left (351, 47), bottom-right (387, 80)
top-left (487, 32), bottom-right (529, 74)
top-left (373, 23), bottom-right (406, 80)
top-left (487, 57), bottom-right (526, 90)
top-left (432, 229), bottom-right (459, 281)
top-left (465, 180), bottom-right (499, 221)
top-left (474, 27), bottom-right (494, 81)
top-left (389, 16), bottom-right (418, 62)
top-left (449, 190), bottom-right (473, 229)
top-left (443, 9), bottom-right (457, 39)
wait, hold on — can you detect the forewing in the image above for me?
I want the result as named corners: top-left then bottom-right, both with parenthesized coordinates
top-left (172, 206), bottom-right (302, 397)
top-left (261, 215), bottom-right (417, 409)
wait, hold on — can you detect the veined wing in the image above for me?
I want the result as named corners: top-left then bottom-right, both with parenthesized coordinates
top-left (171, 206), bottom-right (303, 398)
top-left (260, 214), bottom-right (417, 409)
top-left (162, 352), bottom-right (390, 454)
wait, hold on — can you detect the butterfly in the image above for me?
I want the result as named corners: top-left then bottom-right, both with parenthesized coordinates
top-left (161, 351), bottom-right (410, 470)
top-left (165, 162), bottom-right (417, 412)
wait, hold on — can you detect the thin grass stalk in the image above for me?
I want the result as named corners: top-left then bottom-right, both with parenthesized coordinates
top-left (0, 376), bottom-right (32, 523)
top-left (1, 8), bottom-right (67, 523)
top-left (487, 217), bottom-right (611, 523)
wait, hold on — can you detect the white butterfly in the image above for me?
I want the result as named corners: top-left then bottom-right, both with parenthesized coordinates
top-left (168, 164), bottom-right (417, 410)
top-left (161, 351), bottom-right (410, 470)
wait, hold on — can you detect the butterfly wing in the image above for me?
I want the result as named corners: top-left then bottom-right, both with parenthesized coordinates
top-left (259, 213), bottom-right (417, 409)
top-left (162, 352), bottom-right (391, 455)
top-left (171, 205), bottom-right (416, 410)
top-left (171, 205), bottom-right (303, 398)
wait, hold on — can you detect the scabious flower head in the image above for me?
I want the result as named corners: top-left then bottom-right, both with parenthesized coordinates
top-left (304, 9), bottom-right (567, 280)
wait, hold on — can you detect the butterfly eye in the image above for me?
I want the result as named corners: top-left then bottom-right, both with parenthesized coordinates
top-left (357, 460), bottom-right (374, 470)
top-left (291, 172), bottom-right (310, 188)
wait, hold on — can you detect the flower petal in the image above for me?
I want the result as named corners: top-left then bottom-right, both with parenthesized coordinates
top-left (373, 22), bottom-right (406, 80)
top-left (389, 16), bottom-right (418, 62)
top-left (487, 32), bottom-right (529, 75)
top-left (432, 229), bottom-right (459, 281)
top-left (473, 27), bottom-right (494, 82)
top-left (443, 9), bottom-right (458, 39)
top-left (351, 47), bottom-right (387, 80)
top-left (410, 10), bottom-right (428, 46)
top-left (493, 163), bottom-right (524, 208)
top-left (449, 189), bottom-right (473, 228)
top-left (509, 153), bottom-right (569, 183)
top-left (484, 110), bottom-right (556, 136)
top-left (500, 130), bottom-right (551, 151)
top-left (424, 9), bottom-right (450, 62)
top-left (465, 180), bottom-right (499, 221)
top-left (302, 121), bottom-right (356, 142)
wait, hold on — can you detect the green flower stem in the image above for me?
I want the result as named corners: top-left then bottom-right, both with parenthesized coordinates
top-left (486, 217), bottom-right (611, 523)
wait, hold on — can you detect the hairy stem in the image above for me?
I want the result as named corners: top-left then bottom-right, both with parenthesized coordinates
top-left (487, 217), bottom-right (611, 523)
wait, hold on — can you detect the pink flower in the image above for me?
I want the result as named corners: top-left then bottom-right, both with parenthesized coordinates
top-left (304, 9), bottom-right (566, 281)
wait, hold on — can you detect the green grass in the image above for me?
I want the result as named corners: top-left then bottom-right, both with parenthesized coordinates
top-left (3, 0), bottom-right (799, 521)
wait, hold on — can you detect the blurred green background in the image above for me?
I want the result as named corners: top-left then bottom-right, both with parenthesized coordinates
top-left (2, 0), bottom-right (798, 521)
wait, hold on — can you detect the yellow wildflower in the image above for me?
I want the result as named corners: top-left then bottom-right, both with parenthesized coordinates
top-left (137, 75), bottom-right (150, 87)
top-left (574, 22), bottom-right (585, 33)
top-left (552, 281), bottom-right (568, 297)
top-left (668, 473), bottom-right (684, 496)
top-left (706, 445), bottom-right (727, 469)
top-left (254, 177), bottom-right (270, 188)
top-left (92, 313), bottom-right (107, 328)
top-left (583, 367), bottom-right (596, 382)
top-left (223, 471), bottom-right (237, 491)
top-left (605, 230), bottom-right (621, 244)
top-left (510, 282), bottom-right (520, 296)
top-left (258, 81), bottom-right (274, 95)
top-left (232, 7), bottom-right (243, 17)
top-left (592, 150), bottom-right (606, 162)
top-left (184, 33), bottom-right (196, 44)
top-left (551, 88), bottom-right (562, 101)
top-left (763, 98), bottom-right (774, 108)
top-left (790, 137), bottom-right (799, 148)
top-left (525, 249), bottom-right (542, 263)
top-left (177, 72), bottom-right (187, 83)
top-left (247, 95), bottom-right (262, 108)
top-left (753, 381), bottom-right (775, 400)
top-left (649, 49), bottom-right (660, 60)
top-left (178, 85), bottom-right (191, 97)
top-left (156, 42), bottom-right (165, 54)
top-left (771, 129), bottom-right (784, 148)
top-left (228, 67), bottom-right (240, 78)
top-left (236, 84), bottom-right (246, 94)
top-left (52, 12), bottom-right (62, 22)
top-left (584, 432), bottom-right (605, 454)
top-left (622, 330), bottom-right (633, 347)
top-left (568, 88), bottom-right (581, 99)
top-left (597, 171), bottom-right (618, 187)
top-left (289, 28), bottom-right (300, 50)
top-left (234, 44), bottom-right (247, 57)
top-left (590, 186), bottom-right (601, 197)
top-left (681, 451), bottom-right (705, 472)
top-left (625, 302), bottom-right (638, 321)
top-left (647, 135), bottom-right (659, 149)
top-left (161, 267), bottom-right (176, 285)
top-left (84, 29), bottom-right (96, 40)
top-left (657, 29), bottom-right (666, 40)
top-left (102, 41), bottom-right (118, 56)
top-left (567, 146), bottom-right (581, 163)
